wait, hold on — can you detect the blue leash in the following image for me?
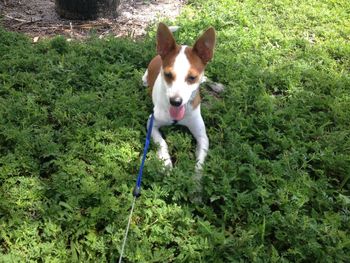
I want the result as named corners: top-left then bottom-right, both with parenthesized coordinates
top-left (119, 113), bottom-right (154, 263)
top-left (133, 113), bottom-right (155, 198)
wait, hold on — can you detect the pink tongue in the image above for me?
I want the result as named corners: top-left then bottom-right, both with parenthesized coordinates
top-left (169, 105), bottom-right (185, 121)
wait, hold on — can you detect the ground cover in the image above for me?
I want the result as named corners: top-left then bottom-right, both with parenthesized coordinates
top-left (0, 0), bottom-right (349, 262)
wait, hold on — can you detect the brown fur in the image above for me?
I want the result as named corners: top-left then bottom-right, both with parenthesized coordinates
top-left (146, 45), bottom-right (181, 93)
top-left (193, 27), bottom-right (216, 64)
top-left (191, 91), bottom-right (202, 109)
top-left (184, 47), bottom-right (206, 75)
top-left (184, 47), bottom-right (205, 109)
top-left (161, 45), bottom-right (181, 85)
top-left (157, 23), bottom-right (177, 59)
top-left (147, 55), bottom-right (162, 93)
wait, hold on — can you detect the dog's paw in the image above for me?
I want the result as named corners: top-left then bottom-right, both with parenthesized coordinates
top-left (163, 157), bottom-right (173, 169)
top-left (190, 182), bottom-right (203, 204)
top-left (208, 82), bottom-right (225, 93)
top-left (190, 168), bottom-right (204, 204)
top-left (191, 194), bottom-right (203, 204)
top-left (195, 162), bottom-right (204, 175)
top-left (157, 150), bottom-right (173, 169)
top-left (201, 78), bottom-right (225, 94)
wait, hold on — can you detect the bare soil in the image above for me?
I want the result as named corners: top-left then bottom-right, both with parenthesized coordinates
top-left (0, 0), bottom-right (185, 40)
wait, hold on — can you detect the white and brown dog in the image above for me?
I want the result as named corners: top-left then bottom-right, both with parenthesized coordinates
top-left (143, 23), bottom-right (216, 175)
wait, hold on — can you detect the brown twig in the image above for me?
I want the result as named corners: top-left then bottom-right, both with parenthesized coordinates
top-left (4, 14), bottom-right (42, 26)
top-left (4, 14), bottom-right (29, 23)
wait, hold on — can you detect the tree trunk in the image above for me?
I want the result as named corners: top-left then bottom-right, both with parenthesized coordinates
top-left (55, 0), bottom-right (120, 20)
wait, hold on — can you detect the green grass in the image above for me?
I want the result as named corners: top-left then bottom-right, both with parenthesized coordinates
top-left (1, 0), bottom-right (350, 261)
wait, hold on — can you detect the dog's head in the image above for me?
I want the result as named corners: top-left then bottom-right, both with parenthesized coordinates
top-left (156, 23), bottom-right (216, 120)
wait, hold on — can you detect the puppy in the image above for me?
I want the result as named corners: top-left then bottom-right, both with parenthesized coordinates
top-left (143, 23), bottom-right (216, 175)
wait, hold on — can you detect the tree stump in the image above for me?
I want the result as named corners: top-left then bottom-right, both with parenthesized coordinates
top-left (55, 0), bottom-right (120, 20)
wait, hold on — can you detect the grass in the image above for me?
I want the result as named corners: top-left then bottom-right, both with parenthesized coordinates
top-left (0, 0), bottom-right (350, 261)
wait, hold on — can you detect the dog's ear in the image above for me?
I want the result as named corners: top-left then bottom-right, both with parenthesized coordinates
top-left (157, 23), bottom-right (177, 58)
top-left (193, 27), bottom-right (216, 64)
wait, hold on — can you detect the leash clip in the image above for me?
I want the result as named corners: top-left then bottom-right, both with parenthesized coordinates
top-left (132, 186), bottom-right (141, 198)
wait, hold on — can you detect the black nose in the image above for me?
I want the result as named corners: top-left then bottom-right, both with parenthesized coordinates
top-left (169, 96), bottom-right (183, 107)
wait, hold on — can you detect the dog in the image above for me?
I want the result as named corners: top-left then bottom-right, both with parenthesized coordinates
top-left (142, 23), bottom-right (216, 176)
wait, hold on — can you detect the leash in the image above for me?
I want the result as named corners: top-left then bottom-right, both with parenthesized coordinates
top-left (118, 113), bottom-right (154, 263)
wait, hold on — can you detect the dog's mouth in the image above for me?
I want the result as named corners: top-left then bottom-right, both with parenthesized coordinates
top-left (169, 105), bottom-right (185, 121)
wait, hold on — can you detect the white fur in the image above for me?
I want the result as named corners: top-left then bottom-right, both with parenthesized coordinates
top-left (142, 69), bottom-right (148, 87)
top-left (145, 46), bottom-right (209, 173)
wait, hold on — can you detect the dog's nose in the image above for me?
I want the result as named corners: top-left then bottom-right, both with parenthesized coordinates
top-left (169, 96), bottom-right (183, 107)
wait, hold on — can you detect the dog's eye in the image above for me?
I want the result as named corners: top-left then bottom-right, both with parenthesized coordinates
top-left (164, 72), bottom-right (173, 79)
top-left (187, 75), bottom-right (197, 82)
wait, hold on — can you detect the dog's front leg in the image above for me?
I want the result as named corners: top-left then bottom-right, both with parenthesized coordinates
top-left (147, 115), bottom-right (173, 168)
top-left (186, 114), bottom-right (209, 202)
top-left (186, 114), bottom-right (209, 173)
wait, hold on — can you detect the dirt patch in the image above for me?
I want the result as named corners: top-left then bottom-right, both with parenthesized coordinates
top-left (0, 0), bottom-right (185, 40)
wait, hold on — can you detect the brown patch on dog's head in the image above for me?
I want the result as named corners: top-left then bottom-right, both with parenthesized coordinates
top-left (146, 55), bottom-right (162, 91)
top-left (184, 47), bottom-right (206, 84)
top-left (162, 46), bottom-right (181, 84)
top-left (156, 23), bottom-right (181, 85)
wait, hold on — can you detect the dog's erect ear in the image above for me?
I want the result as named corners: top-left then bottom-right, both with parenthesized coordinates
top-left (157, 23), bottom-right (177, 58)
top-left (193, 27), bottom-right (216, 64)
